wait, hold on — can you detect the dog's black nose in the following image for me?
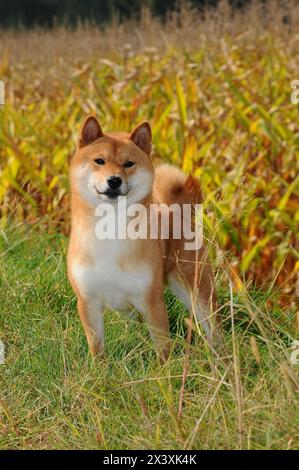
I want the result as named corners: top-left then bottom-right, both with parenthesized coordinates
top-left (107, 176), bottom-right (122, 190)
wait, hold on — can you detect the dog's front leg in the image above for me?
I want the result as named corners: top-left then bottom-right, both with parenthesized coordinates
top-left (142, 290), bottom-right (171, 363)
top-left (77, 295), bottom-right (104, 358)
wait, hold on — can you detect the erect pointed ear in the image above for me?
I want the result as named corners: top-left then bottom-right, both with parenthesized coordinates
top-left (79, 115), bottom-right (104, 147)
top-left (129, 121), bottom-right (152, 155)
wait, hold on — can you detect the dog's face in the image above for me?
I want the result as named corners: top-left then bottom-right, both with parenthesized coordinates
top-left (71, 116), bottom-right (154, 207)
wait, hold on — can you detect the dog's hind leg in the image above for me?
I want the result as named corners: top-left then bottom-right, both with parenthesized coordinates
top-left (167, 256), bottom-right (220, 345)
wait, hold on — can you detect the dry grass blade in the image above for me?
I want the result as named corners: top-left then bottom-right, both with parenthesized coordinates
top-left (229, 279), bottom-right (244, 448)
top-left (184, 366), bottom-right (230, 450)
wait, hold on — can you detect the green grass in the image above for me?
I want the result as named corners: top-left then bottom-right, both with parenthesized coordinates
top-left (0, 225), bottom-right (298, 450)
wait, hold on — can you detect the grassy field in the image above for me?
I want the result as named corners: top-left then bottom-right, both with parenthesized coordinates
top-left (0, 225), bottom-right (298, 449)
top-left (0, 0), bottom-right (298, 449)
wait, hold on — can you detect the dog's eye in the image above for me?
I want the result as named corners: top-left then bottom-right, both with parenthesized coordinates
top-left (124, 161), bottom-right (135, 168)
top-left (94, 158), bottom-right (105, 165)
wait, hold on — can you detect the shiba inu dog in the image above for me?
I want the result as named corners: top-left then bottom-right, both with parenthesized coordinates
top-left (67, 116), bottom-right (218, 361)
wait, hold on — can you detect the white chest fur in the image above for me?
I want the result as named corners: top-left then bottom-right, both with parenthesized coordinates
top-left (71, 233), bottom-right (152, 312)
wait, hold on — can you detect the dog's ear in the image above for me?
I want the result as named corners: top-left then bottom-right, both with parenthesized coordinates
top-left (79, 115), bottom-right (104, 147)
top-left (129, 121), bottom-right (152, 155)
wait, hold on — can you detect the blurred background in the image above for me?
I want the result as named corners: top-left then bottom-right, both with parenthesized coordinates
top-left (1, 0), bottom-right (243, 28)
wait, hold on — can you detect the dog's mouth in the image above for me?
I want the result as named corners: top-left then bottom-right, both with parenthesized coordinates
top-left (95, 186), bottom-right (129, 199)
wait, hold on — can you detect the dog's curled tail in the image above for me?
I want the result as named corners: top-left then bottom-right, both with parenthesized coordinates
top-left (153, 163), bottom-right (202, 206)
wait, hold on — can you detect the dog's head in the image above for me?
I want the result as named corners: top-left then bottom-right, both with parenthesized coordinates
top-left (71, 116), bottom-right (154, 206)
